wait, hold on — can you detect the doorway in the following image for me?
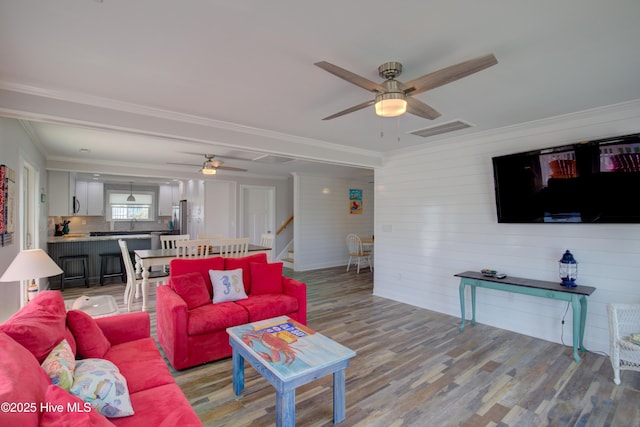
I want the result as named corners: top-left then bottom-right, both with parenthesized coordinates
top-left (240, 185), bottom-right (275, 245)
top-left (19, 162), bottom-right (38, 307)
top-left (21, 163), bottom-right (36, 250)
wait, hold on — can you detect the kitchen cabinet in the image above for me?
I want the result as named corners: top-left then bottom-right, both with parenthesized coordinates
top-left (158, 183), bottom-right (180, 216)
top-left (48, 171), bottom-right (72, 216)
top-left (47, 171), bottom-right (104, 216)
top-left (74, 180), bottom-right (104, 216)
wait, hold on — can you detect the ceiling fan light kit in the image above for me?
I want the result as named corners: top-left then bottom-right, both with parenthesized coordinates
top-left (201, 163), bottom-right (217, 175)
top-left (375, 92), bottom-right (407, 117)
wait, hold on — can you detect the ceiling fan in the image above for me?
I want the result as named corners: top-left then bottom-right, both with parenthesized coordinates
top-left (169, 154), bottom-right (248, 175)
top-left (314, 53), bottom-right (497, 120)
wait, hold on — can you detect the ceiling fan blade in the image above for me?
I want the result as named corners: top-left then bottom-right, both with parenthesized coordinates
top-left (402, 54), bottom-right (498, 96)
top-left (322, 99), bottom-right (376, 120)
top-left (405, 97), bottom-right (441, 120)
top-left (315, 61), bottom-right (386, 93)
top-left (168, 162), bottom-right (201, 167)
top-left (180, 152), bottom-right (252, 162)
top-left (216, 166), bottom-right (248, 172)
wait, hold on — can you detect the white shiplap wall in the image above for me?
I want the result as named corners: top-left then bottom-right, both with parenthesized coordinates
top-left (374, 100), bottom-right (640, 355)
top-left (293, 173), bottom-right (374, 271)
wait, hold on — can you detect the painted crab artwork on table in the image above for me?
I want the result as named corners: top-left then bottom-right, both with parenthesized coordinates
top-left (241, 330), bottom-right (300, 365)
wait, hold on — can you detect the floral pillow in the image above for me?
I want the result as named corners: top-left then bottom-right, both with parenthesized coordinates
top-left (69, 358), bottom-right (134, 418)
top-left (209, 268), bottom-right (248, 304)
top-left (41, 339), bottom-right (75, 392)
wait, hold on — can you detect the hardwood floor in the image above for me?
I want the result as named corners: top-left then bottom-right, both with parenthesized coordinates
top-left (60, 267), bottom-right (640, 426)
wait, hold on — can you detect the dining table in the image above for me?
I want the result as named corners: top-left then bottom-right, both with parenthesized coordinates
top-left (133, 244), bottom-right (271, 311)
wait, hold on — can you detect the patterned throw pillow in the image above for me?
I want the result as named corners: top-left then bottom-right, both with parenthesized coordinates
top-left (69, 358), bottom-right (134, 418)
top-left (41, 339), bottom-right (76, 392)
top-left (209, 268), bottom-right (248, 304)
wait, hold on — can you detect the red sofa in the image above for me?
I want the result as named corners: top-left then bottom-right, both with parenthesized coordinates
top-left (156, 253), bottom-right (307, 370)
top-left (0, 291), bottom-right (201, 426)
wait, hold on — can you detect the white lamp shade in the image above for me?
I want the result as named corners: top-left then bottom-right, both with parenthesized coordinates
top-left (0, 249), bottom-right (63, 282)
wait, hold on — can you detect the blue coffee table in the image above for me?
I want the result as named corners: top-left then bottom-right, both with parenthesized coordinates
top-left (227, 316), bottom-right (356, 426)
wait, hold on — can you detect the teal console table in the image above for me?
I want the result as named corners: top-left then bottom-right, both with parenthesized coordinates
top-left (455, 271), bottom-right (596, 363)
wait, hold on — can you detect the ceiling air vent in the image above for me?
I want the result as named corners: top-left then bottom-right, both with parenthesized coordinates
top-left (409, 120), bottom-right (473, 138)
top-left (253, 154), bottom-right (296, 164)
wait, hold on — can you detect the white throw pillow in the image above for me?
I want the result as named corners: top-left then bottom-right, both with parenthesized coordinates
top-left (209, 268), bottom-right (248, 304)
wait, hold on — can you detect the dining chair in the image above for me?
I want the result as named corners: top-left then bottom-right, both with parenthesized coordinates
top-left (160, 234), bottom-right (190, 249)
top-left (160, 234), bottom-right (190, 272)
top-left (607, 303), bottom-right (640, 384)
top-left (119, 239), bottom-right (169, 311)
top-left (346, 233), bottom-right (372, 274)
top-left (260, 233), bottom-right (275, 261)
top-left (175, 239), bottom-right (211, 259)
top-left (218, 237), bottom-right (250, 258)
top-left (119, 239), bottom-right (143, 312)
top-left (198, 233), bottom-right (225, 246)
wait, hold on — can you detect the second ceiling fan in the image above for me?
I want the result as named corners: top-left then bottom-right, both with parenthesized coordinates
top-left (314, 53), bottom-right (497, 120)
top-left (169, 154), bottom-right (248, 175)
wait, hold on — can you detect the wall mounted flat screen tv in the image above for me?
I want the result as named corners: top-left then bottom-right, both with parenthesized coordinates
top-left (492, 133), bottom-right (640, 223)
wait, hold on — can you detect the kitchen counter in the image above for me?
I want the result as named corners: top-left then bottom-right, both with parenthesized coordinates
top-left (48, 233), bottom-right (154, 243)
top-left (47, 235), bottom-right (156, 288)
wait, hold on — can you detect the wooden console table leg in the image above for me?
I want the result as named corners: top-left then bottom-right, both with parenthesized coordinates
top-left (579, 295), bottom-right (588, 352)
top-left (470, 285), bottom-right (477, 326)
top-left (459, 281), bottom-right (467, 331)
top-left (571, 295), bottom-right (582, 363)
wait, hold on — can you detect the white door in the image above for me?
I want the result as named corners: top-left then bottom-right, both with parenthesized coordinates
top-left (240, 186), bottom-right (275, 245)
top-left (203, 180), bottom-right (236, 237)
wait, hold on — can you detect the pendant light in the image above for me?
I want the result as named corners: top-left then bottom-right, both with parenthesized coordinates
top-left (127, 182), bottom-right (136, 202)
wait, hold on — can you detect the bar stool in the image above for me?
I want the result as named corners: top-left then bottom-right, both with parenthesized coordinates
top-left (59, 255), bottom-right (89, 291)
top-left (99, 252), bottom-right (125, 285)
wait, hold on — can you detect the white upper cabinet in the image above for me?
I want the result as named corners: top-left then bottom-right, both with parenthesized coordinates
top-left (73, 179), bottom-right (104, 216)
top-left (48, 171), bottom-right (72, 216)
top-left (158, 183), bottom-right (180, 216)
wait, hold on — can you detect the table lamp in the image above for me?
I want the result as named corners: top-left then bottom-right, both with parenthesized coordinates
top-left (0, 248), bottom-right (63, 304)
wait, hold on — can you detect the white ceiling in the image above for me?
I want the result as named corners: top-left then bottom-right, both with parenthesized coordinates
top-left (0, 1), bottom-right (639, 182)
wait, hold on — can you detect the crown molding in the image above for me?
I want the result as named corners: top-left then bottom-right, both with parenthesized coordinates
top-left (0, 82), bottom-right (384, 166)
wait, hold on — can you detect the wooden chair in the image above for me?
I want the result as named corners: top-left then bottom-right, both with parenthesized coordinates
top-left (160, 234), bottom-right (190, 272)
top-left (175, 239), bottom-right (211, 259)
top-left (346, 233), bottom-right (372, 274)
top-left (160, 234), bottom-right (190, 249)
top-left (119, 239), bottom-right (168, 311)
top-left (119, 239), bottom-right (143, 312)
top-left (607, 303), bottom-right (640, 384)
top-left (218, 237), bottom-right (250, 258)
top-left (198, 233), bottom-right (225, 246)
top-left (260, 233), bottom-right (275, 261)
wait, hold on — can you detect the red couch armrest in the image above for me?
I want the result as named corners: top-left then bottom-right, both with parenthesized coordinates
top-left (282, 276), bottom-right (307, 325)
top-left (95, 312), bottom-right (150, 346)
top-left (156, 284), bottom-right (190, 369)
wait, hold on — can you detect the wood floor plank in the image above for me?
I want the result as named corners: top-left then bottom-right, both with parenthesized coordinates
top-left (59, 266), bottom-right (640, 426)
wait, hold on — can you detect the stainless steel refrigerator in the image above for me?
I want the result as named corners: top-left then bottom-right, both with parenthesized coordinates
top-left (172, 199), bottom-right (188, 235)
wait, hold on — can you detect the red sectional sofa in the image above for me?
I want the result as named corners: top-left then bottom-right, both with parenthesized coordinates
top-left (156, 253), bottom-right (307, 370)
top-left (0, 290), bottom-right (201, 426)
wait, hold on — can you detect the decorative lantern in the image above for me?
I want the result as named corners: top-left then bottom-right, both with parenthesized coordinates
top-left (559, 250), bottom-right (578, 287)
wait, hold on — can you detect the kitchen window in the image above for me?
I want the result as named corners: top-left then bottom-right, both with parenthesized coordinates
top-left (107, 191), bottom-right (155, 221)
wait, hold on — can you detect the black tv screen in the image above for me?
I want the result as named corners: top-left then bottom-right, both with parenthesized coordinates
top-left (492, 133), bottom-right (640, 223)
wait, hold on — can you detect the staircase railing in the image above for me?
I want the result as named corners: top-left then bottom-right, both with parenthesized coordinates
top-left (276, 215), bottom-right (293, 235)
